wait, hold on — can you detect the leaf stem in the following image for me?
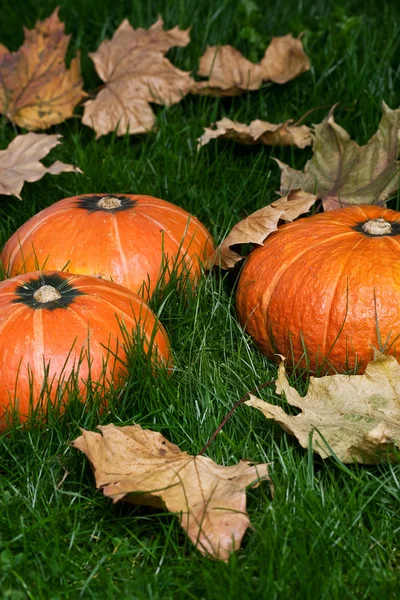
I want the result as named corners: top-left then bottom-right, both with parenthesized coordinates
top-left (198, 379), bottom-right (275, 456)
top-left (293, 104), bottom-right (332, 126)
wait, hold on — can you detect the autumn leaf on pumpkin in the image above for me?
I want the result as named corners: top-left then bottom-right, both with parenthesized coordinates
top-left (0, 8), bottom-right (86, 130)
top-left (246, 352), bottom-right (400, 464)
top-left (193, 34), bottom-right (310, 96)
top-left (197, 117), bottom-right (312, 150)
top-left (212, 189), bottom-right (317, 269)
top-left (0, 133), bottom-right (82, 199)
top-left (82, 17), bottom-right (194, 138)
top-left (276, 102), bottom-right (400, 211)
top-left (72, 423), bottom-right (271, 561)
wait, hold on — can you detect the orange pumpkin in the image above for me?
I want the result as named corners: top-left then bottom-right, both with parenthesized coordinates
top-left (1, 194), bottom-right (215, 300)
top-left (236, 205), bottom-right (400, 374)
top-left (0, 271), bottom-right (172, 429)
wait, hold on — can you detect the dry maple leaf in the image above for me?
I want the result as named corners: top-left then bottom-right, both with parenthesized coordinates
top-left (72, 423), bottom-right (270, 561)
top-left (246, 352), bottom-right (400, 464)
top-left (212, 189), bottom-right (317, 269)
top-left (0, 133), bottom-right (82, 199)
top-left (197, 117), bottom-right (312, 150)
top-left (193, 34), bottom-right (310, 96)
top-left (0, 8), bottom-right (86, 130)
top-left (82, 17), bottom-right (193, 138)
top-left (276, 102), bottom-right (400, 211)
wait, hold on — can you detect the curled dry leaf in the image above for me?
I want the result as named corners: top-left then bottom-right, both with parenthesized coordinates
top-left (276, 102), bottom-right (400, 211)
top-left (82, 18), bottom-right (193, 138)
top-left (194, 45), bottom-right (262, 96)
top-left (72, 423), bottom-right (270, 561)
top-left (0, 133), bottom-right (82, 199)
top-left (259, 34), bottom-right (311, 84)
top-left (246, 352), bottom-right (400, 464)
top-left (197, 117), bottom-right (312, 150)
top-left (0, 8), bottom-right (86, 130)
top-left (193, 34), bottom-right (310, 96)
top-left (213, 189), bottom-right (317, 269)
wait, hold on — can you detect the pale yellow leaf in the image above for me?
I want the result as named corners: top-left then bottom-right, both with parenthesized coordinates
top-left (246, 352), bottom-right (400, 463)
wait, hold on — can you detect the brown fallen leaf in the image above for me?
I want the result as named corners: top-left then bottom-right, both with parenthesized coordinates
top-left (193, 34), bottom-right (310, 96)
top-left (212, 189), bottom-right (317, 269)
top-left (259, 34), bottom-right (311, 84)
top-left (194, 45), bottom-right (263, 96)
top-left (276, 102), bottom-right (400, 211)
top-left (0, 133), bottom-right (82, 199)
top-left (82, 17), bottom-right (193, 138)
top-left (197, 117), bottom-right (312, 150)
top-left (246, 352), bottom-right (400, 464)
top-left (72, 423), bottom-right (270, 561)
top-left (0, 8), bottom-right (86, 130)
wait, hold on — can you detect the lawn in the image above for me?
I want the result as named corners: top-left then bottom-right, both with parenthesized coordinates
top-left (0, 0), bottom-right (400, 598)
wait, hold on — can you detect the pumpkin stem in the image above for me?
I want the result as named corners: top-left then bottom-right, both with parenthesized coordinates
top-left (33, 285), bottom-right (62, 303)
top-left (362, 218), bottom-right (392, 236)
top-left (97, 196), bottom-right (122, 210)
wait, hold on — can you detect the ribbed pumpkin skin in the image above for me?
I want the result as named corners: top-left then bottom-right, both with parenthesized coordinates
top-left (1, 194), bottom-right (215, 300)
top-left (0, 271), bottom-right (172, 428)
top-left (236, 205), bottom-right (400, 374)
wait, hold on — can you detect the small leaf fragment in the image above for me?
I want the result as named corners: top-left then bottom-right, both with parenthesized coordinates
top-left (197, 117), bottom-right (312, 150)
top-left (246, 352), bottom-right (400, 463)
top-left (276, 102), bottom-right (400, 210)
top-left (0, 133), bottom-right (82, 199)
top-left (193, 35), bottom-right (310, 97)
top-left (213, 189), bottom-right (317, 269)
top-left (194, 45), bottom-right (263, 96)
top-left (72, 423), bottom-right (270, 561)
top-left (259, 34), bottom-right (311, 84)
top-left (82, 17), bottom-right (194, 138)
top-left (0, 8), bottom-right (86, 130)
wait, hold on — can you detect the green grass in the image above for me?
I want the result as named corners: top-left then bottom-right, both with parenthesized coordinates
top-left (1, 0), bottom-right (400, 598)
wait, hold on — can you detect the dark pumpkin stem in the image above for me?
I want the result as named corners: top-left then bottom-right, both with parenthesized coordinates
top-left (198, 379), bottom-right (275, 456)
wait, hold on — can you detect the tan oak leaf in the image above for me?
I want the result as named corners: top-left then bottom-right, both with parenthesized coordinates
top-left (212, 189), bottom-right (317, 269)
top-left (276, 102), bottom-right (400, 211)
top-left (246, 352), bottom-right (400, 464)
top-left (0, 8), bottom-right (86, 130)
top-left (197, 117), bottom-right (312, 150)
top-left (0, 133), bottom-right (82, 199)
top-left (72, 423), bottom-right (270, 561)
top-left (82, 17), bottom-right (194, 138)
top-left (193, 34), bottom-right (310, 96)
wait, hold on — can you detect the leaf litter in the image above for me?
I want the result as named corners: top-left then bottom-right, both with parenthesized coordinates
top-left (247, 352), bottom-right (400, 463)
top-left (197, 117), bottom-right (312, 150)
top-left (0, 133), bottom-right (82, 198)
top-left (0, 8), bottom-right (86, 130)
top-left (276, 102), bottom-right (400, 210)
top-left (193, 34), bottom-right (310, 96)
top-left (73, 423), bottom-right (271, 561)
top-left (82, 17), bottom-right (194, 138)
top-left (212, 189), bottom-right (317, 269)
